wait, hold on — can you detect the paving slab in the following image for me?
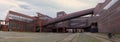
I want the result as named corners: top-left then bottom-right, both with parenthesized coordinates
top-left (0, 31), bottom-right (110, 42)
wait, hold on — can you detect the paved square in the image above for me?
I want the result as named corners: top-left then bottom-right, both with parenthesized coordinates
top-left (0, 31), bottom-right (113, 42)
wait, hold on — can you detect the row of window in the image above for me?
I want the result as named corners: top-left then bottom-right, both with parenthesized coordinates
top-left (8, 21), bottom-right (34, 31)
top-left (9, 14), bottom-right (33, 23)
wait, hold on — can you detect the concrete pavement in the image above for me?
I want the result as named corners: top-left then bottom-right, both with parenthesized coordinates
top-left (0, 31), bottom-right (116, 42)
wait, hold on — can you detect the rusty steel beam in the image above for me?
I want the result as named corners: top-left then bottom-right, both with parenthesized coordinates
top-left (43, 8), bottom-right (94, 26)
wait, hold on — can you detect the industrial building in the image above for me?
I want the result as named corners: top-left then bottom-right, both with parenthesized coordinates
top-left (56, 11), bottom-right (69, 32)
top-left (42, 0), bottom-right (120, 33)
top-left (0, 0), bottom-right (120, 33)
top-left (94, 0), bottom-right (120, 33)
top-left (5, 11), bottom-right (35, 32)
top-left (55, 11), bottom-right (90, 33)
top-left (2, 11), bottom-right (52, 32)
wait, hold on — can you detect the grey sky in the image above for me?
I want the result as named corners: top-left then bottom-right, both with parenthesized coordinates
top-left (0, 0), bottom-right (105, 20)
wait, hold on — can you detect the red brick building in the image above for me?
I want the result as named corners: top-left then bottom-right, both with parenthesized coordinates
top-left (94, 0), bottom-right (120, 33)
top-left (3, 11), bottom-right (52, 32)
top-left (5, 11), bottom-right (35, 32)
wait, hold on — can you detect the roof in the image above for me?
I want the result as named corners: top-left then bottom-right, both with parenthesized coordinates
top-left (0, 10), bottom-right (36, 20)
top-left (8, 11), bottom-right (34, 19)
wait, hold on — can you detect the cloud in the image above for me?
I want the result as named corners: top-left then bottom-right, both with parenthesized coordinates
top-left (51, 0), bottom-right (89, 9)
top-left (0, 0), bottom-right (39, 20)
top-left (19, 0), bottom-right (102, 13)
top-left (0, 0), bottom-right (104, 20)
top-left (0, 0), bottom-right (18, 20)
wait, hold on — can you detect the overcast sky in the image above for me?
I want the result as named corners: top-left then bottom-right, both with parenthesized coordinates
top-left (0, 0), bottom-right (105, 20)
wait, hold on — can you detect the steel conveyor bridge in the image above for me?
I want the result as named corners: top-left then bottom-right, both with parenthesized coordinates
top-left (43, 8), bottom-right (94, 26)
